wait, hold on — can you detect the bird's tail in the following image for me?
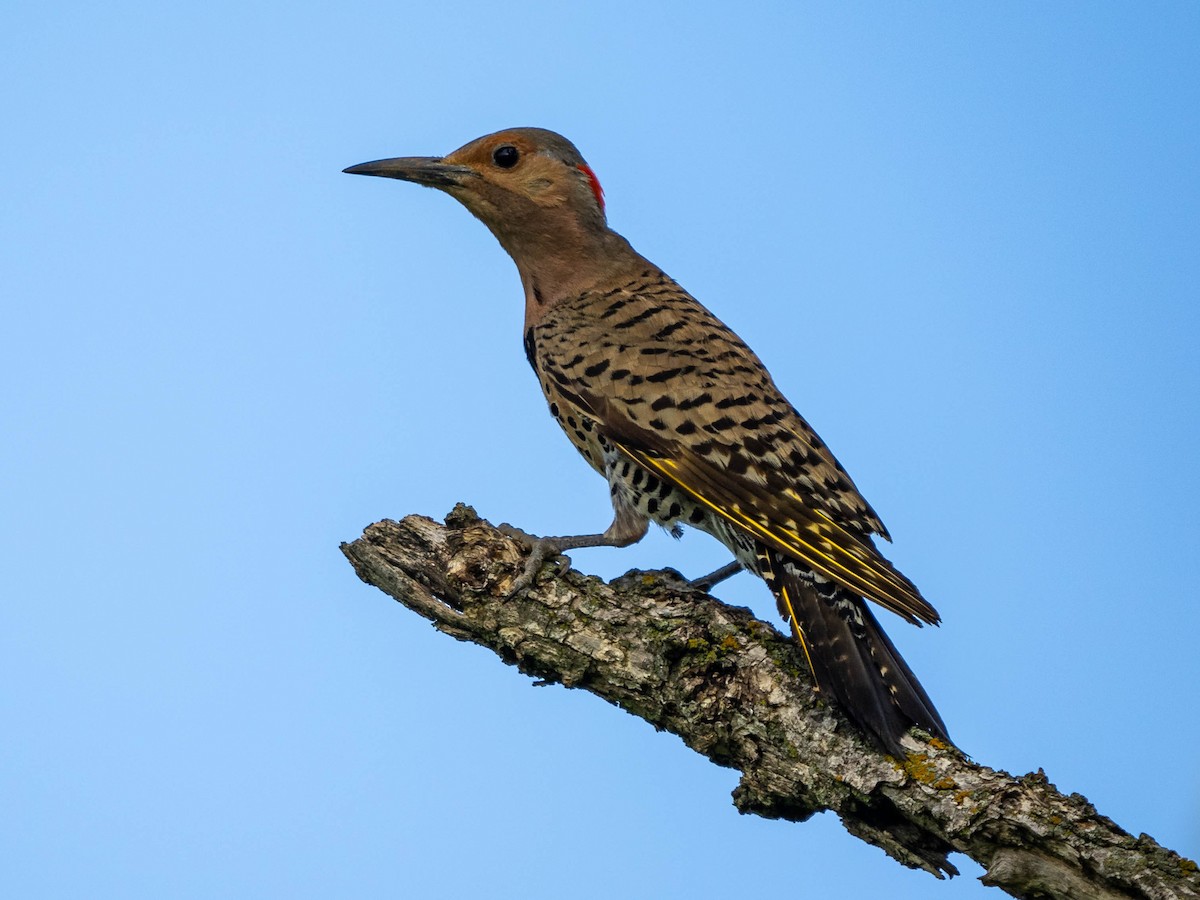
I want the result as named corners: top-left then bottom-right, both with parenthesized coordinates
top-left (761, 549), bottom-right (950, 754)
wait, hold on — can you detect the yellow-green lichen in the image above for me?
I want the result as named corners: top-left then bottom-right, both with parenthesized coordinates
top-left (902, 752), bottom-right (955, 789)
top-left (684, 633), bottom-right (742, 663)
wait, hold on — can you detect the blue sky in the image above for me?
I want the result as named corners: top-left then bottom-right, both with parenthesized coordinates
top-left (3, 2), bottom-right (1197, 897)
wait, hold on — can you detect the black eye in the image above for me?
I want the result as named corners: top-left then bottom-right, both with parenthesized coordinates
top-left (492, 144), bottom-right (520, 168)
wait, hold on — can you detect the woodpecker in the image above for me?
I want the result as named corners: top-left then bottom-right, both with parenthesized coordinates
top-left (345, 128), bottom-right (950, 753)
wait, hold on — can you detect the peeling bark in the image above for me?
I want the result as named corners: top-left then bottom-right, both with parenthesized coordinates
top-left (341, 505), bottom-right (1199, 900)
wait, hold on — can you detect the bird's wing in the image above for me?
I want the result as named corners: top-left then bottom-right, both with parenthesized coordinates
top-left (534, 279), bottom-right (939, 627)
top-left (590, 388), bottom-right (937, 626)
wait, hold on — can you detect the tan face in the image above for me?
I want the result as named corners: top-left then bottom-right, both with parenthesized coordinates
top-left (343, 127), bottom-right (617, 304)
top-left (443, 129), bottom-right (603, 215)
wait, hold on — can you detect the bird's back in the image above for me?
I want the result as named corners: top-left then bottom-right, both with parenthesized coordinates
top-left (529, 267), bottom-right (886, 532)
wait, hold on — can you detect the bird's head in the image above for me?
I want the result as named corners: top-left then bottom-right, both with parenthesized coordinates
top-left (345, 128), bottom-right (649, 318)
top-left (344, 127), bottom-right (612, 259)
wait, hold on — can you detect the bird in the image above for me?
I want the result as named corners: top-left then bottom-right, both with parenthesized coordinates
top-left (344, 127), bottom-right (950, 754)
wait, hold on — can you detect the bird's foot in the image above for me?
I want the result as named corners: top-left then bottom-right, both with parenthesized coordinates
top-left (688, 560), bottom-right (744, 593)
top-left (497, 524), bottom-right (569, 597)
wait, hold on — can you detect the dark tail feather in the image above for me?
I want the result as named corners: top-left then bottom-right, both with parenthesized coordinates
top-left (771, 555), bottom-right (950, 754)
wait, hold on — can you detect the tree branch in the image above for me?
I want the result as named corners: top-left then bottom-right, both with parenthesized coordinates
top-left (341, 505), bottom-right (1199, 900)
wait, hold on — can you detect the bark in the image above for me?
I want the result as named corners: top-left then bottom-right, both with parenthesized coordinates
top-left (341, 505), bottom-right (1199, 900)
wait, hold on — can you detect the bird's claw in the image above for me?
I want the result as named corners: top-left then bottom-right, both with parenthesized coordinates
top-left (498, 525), bottom-right (567, 597)
top-left (688, 560), bottom-right (744, 593)
top-left (497, 522), bottom-right (538, 548)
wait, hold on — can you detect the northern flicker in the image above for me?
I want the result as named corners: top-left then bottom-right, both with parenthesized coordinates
top-left (345, 128), bottom-right (950, 753)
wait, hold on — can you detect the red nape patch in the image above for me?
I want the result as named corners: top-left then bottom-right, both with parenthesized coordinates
top-left (577, 164), bottom-right (605, 212)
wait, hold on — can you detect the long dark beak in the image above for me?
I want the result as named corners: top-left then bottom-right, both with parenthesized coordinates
top-left (342, 156), bottom-right (476, 188)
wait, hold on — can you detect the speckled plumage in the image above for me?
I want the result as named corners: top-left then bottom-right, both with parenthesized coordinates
top-left (526, 266), bottom-right (948, 752)
top-left (346, 127), bottom-right (950, 752)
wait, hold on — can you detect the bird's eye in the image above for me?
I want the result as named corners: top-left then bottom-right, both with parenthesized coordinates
top-left (492, 144), bottom-right (520, 168)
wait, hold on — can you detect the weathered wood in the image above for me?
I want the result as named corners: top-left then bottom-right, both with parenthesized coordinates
top-left (341, 505), bottom-right (1199, 900)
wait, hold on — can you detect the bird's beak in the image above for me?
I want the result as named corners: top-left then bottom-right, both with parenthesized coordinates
top-left (342, 156), bottom-right (477, 188)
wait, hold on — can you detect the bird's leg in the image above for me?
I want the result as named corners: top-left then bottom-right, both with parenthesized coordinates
top-left (689, 560), bottom-right (745, 593)
top-left (500, 508), bottom-right (648, 597)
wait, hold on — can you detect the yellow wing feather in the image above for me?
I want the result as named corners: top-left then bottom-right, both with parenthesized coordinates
top-left (619, 445), bottom-right (939, 626)
top-left (541, 367), bottom-right (939, 628)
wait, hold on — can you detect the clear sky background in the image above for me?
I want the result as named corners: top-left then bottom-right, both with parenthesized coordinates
top-left (3, 3), bottom-right (1197, 898)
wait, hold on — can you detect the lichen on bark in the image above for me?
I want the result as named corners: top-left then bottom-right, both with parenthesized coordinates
top-left (341, 505), bottom-right (1199, 900)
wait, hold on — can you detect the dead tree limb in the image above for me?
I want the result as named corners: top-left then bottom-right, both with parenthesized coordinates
top-left (341, 505), bottom-right (1198, 900)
